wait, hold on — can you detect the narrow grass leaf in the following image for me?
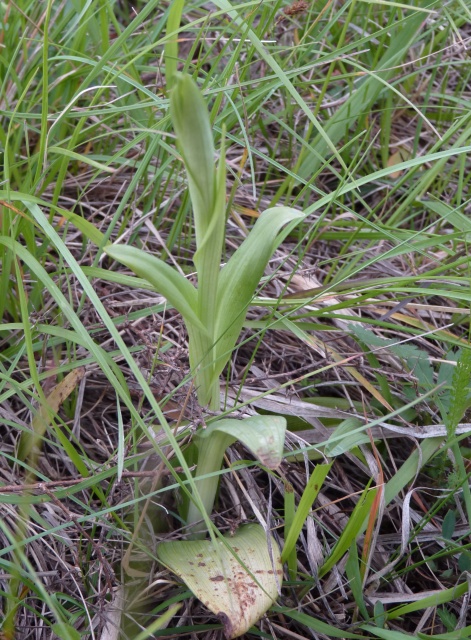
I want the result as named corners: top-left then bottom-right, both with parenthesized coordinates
top-left (282, 463), bottom-right (332, 564)
top-left (133, 603), bottom-right (182, 640)
top-left (116, 398), bottom-right (124, 482)
top-left (212, 0), bottom-right (348, 174)
top-left (0, 518), bottom-right (77, 640)
top-left (283, 482), bottom-right (296, 580)
top-left (361, 626), bottom-right (415, 640)
top-left (319, 484), bottom-right (377, 578)
top-left (7, 205), bottom-right (210, 531)
top-left (58, 210), bottom-right (106, 247)
top-left (48, 146), bottom-right (116, 173)
top-left (51, 623), bottom-right (81, 640)
top-left (345, 542), bottom-right (369, 620)
top-left (385, 581), bottom-right (470, 621)
top-left (417, 626), bottom-right (471, 640)
top-left (273, 607), bottom-right (367, 638)
top-left (297, 3), bottom-right (436, 179)
top-left (324, 418), bottom-right (370, 457)
top-left (425, 200), bottom-right (471, 240)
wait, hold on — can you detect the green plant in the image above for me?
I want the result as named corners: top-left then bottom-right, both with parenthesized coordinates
top-left (3, 1), bottom-right (471, 636)
top-left (105, 73), bottom-right (303, 410)
top-left (104, 73), bottom-right (303, 637)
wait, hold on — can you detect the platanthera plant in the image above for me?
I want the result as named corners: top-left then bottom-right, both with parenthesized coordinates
top-left (105, 74), bottom-right (303, 638)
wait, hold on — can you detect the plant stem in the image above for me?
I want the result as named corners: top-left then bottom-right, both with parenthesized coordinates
top-left (186, 431), bottom-right (233, 538)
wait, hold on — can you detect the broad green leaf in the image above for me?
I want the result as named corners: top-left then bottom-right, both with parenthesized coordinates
top-left (186, 415), bottom-right (286, 533)
top-left (191, 132), bottom-right (227, 408)
top-left (104, 244), bottom-right (207, 335)
top-left (374, 601), bottom-right (386, 629)
top-left (192, 127), bottom-right (226, 328)
top-left (170, 73), bottom-right (227, 408)
top-left (199, 415), bottom-right (287, 469)
top-left (158, 524), bottom-right (282, 639)
top-left (186, 324), bottom-right (219, 409)
top-left (441, 510), bottom-right (456, 540)
top-left (213, 206), bottom-right (303, 381)
top-left (81, 266), bottom-right (161, 292)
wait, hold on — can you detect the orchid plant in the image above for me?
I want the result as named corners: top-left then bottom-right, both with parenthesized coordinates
top-left (105, 73), bottom-right (303, 638)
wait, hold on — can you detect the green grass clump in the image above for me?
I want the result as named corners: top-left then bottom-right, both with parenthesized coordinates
top-left (1, 0), bottom-right (471, 638)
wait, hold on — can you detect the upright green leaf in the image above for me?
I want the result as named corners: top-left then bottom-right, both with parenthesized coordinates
top-left (164, 0), bottom-right (185, 89)
top-left (213, 206), bottom-right (303, 382)
top-left (170, 73), bottom-right (218, 249)
top-left (170, 73), bottom-right (227, 407)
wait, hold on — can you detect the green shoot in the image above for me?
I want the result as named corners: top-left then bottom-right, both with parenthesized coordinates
top-left (104, 73), bottom-right (303, 409)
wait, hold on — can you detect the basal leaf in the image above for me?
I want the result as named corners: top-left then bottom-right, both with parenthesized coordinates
top-left (200, 415), bottom-right (287, 469)
top-left (186, 415), bottom-right (286, 534)
top-left (158, 524), bottom-right (281, 639)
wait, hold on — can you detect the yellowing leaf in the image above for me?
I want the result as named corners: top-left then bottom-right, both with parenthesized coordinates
top-left (158, 524), bottom-right (282, 639)
top-left (386, 147), bottom-right (411, 179)
top-left (19, 367), bottom-right (85, 461)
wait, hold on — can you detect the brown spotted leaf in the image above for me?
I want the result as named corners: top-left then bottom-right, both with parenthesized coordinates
top-left (157, 524), bottom-right (282, 638)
